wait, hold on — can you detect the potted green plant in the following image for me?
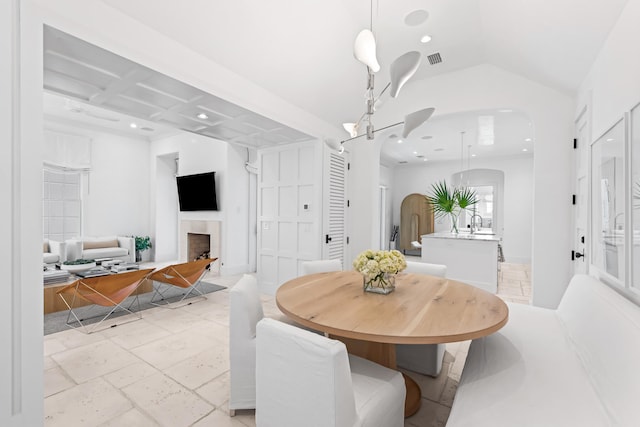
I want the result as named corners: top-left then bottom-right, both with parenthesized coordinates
top-left (133, 235), bottom-right (152, 262)
top-left (426, 180), bottom-right (478, 234)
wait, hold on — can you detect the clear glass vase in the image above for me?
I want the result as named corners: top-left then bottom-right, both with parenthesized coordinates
top-left (450, 212), bottom-right (459, 234)
top-left (363, 272), bottom-right (396, 294)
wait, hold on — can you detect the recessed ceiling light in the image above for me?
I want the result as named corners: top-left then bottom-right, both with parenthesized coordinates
top-left (404, 10), bottom-right (429, 26)
top-left (129, 123), bottom-right (137, 128)
top-left (434, 148), bottom-right (444, 152)
top-left (413, 151), bottom-right (418, 155)
top-left (498, 109), bottom-right (513, 113)
top-left (420, 35), bottom-right (432, 44)
top-left (197, 113), bottom-right (208, 120)
top-left (606, 138), bottom-right (614, 142)
top-left (423, 158), bottom-right (428, 162)
top-left (524, 138), bottom-right (532, 142)
top-left (522, 148), bottom-right (528, 152)
top-left (471, 154), bottom-right (477, 157)
top-left (397, 139), bottom-right (403, 144)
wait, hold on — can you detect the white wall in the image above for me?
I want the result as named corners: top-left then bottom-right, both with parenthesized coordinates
top-left (578, 0), bottom-right (640, 138)
top-left (577, 0), bottom-right (640, 294)
top-left (225, 144), bottom-right (252, 272)
top-left (150, 132), bottom-right (253, 274)
top-left (366, 64), bottom-right (574, 308)
top-left (83, 133), bottom-right (151, 237)
top-left (380, 164), bottom-right (394, 250)
top-left (392, 155), bottom-right (534, 263)
top-left (154, 153), bottom-right (178, 262)
top-left (44, 122), bottom-right (152, 238)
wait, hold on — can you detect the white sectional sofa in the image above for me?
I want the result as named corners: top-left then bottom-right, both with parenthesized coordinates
top-left (446, 274), bottom-right (640, 427)
top-left (43, 239), bottom-right (66, 264)
top-left (66, 236), bottom-right (135, 263)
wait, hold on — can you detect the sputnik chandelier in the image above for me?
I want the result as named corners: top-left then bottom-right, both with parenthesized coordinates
top-left (326, 1), bottom-right (435, 153)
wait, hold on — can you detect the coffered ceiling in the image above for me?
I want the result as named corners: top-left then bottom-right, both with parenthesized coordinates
top-left (43, 26), bottom-right (314, 147)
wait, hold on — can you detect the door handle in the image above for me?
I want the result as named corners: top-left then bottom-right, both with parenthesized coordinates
top-left (325, 234), bottom-right (332, 244)
top-left (572, 250), bottom-right (585, 260)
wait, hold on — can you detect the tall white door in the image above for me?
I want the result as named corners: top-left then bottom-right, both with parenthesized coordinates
top-left (573, 107), bottom-right (589, 274)
top-left (257, 143), bottom-right (321, 294)
top-left (322, 149), bottom-right (348, 264)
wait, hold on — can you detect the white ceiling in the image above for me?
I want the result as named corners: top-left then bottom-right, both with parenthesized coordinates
top-left (100, 0), bottom-right (629, 125)
top-left (379, 109), bottom-right (534, 166)
top-left (43, 0), bottom-right (628, 162)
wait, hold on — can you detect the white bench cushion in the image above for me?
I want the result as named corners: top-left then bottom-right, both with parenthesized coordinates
top-left (447, 302), bottom-right (609, 427)
top-left (557, 275), bottom-right (640, 427)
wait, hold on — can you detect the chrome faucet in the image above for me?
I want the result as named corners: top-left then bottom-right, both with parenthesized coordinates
top-left (470, 214), bottom-right (483, 233)
top-left (614, 212), bottom-right (624, 231)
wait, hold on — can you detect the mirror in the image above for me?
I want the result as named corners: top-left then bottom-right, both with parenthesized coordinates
top-left (591, 118), bottom-right (625, 281)
top-left (631, 104), bottom-right (640, 290)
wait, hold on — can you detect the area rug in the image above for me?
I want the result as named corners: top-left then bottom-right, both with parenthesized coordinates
top-left (44, 281), bottom-right (226, 335)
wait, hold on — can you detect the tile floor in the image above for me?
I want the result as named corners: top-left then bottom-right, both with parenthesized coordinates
top-left (44, 263), bottom-right (531, 427)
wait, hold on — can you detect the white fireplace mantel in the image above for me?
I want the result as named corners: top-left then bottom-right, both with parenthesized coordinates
top-left (179, 220), bottom-right (221, 272)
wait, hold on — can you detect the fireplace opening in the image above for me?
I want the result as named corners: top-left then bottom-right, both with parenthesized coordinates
top-left (187, 233), bottom-right (210, 262)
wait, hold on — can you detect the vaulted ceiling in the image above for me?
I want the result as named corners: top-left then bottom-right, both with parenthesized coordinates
top-left (100, 0), bottom-right (629, 127)
top-left (43, 0), bottom-right (629, 163)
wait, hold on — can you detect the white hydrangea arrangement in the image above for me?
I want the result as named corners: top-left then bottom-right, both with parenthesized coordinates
top-left (353, 249), bottom-right (407, 292)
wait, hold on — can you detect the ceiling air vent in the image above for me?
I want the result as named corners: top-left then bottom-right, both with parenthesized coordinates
top-left (398, 161), bottom-right (408, 164)
top-left (427, 52), bottom-right (442, 65)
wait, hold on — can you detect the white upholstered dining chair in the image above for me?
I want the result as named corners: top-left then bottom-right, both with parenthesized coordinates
top-left (301, 259), bottom-right (342, 275)
top-left (256, 318), bottom-right (405, 427)
top-left (229, 274), bottom-right (263, 415)
top-left (396, 260), bottom-right (448, 376)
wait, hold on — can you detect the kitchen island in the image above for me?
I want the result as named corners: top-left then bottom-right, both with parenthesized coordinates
top-left (421, 232), bottom-right (500, 293)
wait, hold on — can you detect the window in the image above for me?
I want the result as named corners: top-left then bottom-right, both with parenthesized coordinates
top-left (43, 168), bottom-right (82, 242)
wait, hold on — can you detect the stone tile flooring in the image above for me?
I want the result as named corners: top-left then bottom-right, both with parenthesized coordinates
top-left (44, 263), bottom-right (531, 427)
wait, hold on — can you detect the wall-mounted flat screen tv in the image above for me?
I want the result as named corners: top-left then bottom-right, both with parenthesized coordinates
top-left (176, 171), bottom-right (218, 211)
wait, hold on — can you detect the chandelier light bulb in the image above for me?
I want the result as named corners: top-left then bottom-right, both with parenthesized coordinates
top-left (389, 51), bottom-right (422, 98)
top-left (402, 108), bottom-right (435, 138)
top-left (342, 123), bottom-right (359, 138)
top-left (354, 29), bottom-right (380, 73)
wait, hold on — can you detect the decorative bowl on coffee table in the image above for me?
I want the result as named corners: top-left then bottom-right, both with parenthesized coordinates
top-left (61, 261), bottom-right (97, 273)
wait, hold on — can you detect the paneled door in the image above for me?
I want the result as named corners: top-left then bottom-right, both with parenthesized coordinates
top-left (258, 143), bottom-right (321, 294)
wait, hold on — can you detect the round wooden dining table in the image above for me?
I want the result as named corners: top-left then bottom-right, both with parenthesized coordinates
top-left (276, 270), bottom-right (509, 417)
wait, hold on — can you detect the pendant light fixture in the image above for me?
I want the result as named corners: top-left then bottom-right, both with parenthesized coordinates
top-left (326, 0), bottom-right (436, 153)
